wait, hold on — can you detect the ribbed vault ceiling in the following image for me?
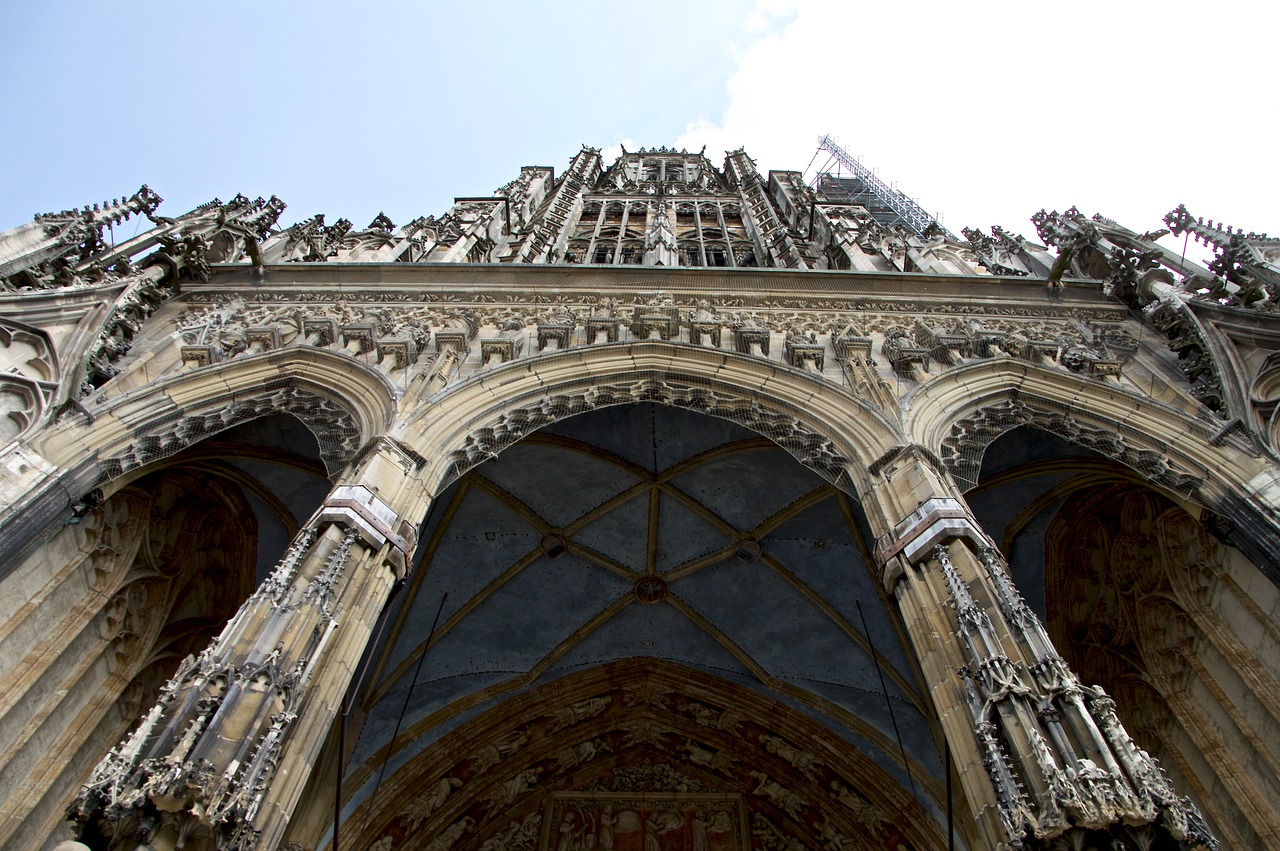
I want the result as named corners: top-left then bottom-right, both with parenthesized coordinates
top-left (346, 403), bottom-right (946, 845)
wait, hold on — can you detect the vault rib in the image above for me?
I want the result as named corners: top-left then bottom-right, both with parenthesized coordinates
top-left (664, 594), bottom-right (777, 688)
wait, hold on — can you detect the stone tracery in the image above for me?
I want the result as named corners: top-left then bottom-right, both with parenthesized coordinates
top-left (1037, 483), bottom-right (1280, 847)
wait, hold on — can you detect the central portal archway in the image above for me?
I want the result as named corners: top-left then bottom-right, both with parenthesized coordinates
top-left (328, 404), bottom-right (954, 850)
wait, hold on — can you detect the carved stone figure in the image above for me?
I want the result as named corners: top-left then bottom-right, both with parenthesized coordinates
top-left (402, 775), bottom-right (463, 829)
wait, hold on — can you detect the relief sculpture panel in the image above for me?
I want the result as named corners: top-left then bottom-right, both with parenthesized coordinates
top-left (540, 793), bottom-right (747, 851)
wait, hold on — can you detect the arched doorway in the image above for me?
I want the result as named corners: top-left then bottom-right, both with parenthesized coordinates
top-left (323, 404), bottom-right (955, 850)
top-left (967, 426), bottom-right (1280, 849)
top-left (0, 413), bottom-right (333, 851)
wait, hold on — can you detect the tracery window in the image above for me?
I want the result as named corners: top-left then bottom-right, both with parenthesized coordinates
top-left (673, 201), bottom-right (759, 267)
top-left (567, 192), bottom-right (764, 267)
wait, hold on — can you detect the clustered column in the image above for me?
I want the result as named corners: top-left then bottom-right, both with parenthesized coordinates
top-left (67, 439), bottom-right (432, 851)
top-left (869, 448), bottom-right (1216, 850)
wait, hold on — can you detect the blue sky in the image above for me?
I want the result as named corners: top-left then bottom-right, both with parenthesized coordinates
top-left (3, 0), bottom-right (1276, 252)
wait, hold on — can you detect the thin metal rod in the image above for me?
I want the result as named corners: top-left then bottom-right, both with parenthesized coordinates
top-left (335, 705), bottom-right (344, 851)
top-left (334, 577), bottom-right (406, 851)
top-left (855, 599), bottom-right (918, 803)
top-left (360, 591), bottom-right (448, 844)
top-left (947, 745), bottom-right (954, 851)
top-left (342, 578), bottom-right (406, 717)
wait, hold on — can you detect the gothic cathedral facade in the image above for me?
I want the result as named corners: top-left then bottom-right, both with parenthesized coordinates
top-left (2, 142), bottom-right (1278, 851)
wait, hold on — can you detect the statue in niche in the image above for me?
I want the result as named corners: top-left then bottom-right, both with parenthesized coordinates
top-left (487, 767), bottom-right (539, 810)
top-left (761, 734), bottom-right (819, 777)
top-left (594, 297), bottom-right (620, 318)
top-left (555, 737), bottom-right (612, 770)
top-left (480, 812), bottom-right (541, 851)
top-left (785, 322), bottom-right (817, 344)
top-left (468, 728), bottom-right (529, 773)
top-left (749, 771), bottom-right (805, 820)
top-left (549, 695), bottom-right (610, 731)
top-left (556, 812), bottom-right (577, 851)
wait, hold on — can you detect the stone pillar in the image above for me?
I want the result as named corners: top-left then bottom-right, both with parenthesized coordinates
top-left (68, 439), bottom-right (432, 851)
top-left (867, 447), bottom-right (1217, 851)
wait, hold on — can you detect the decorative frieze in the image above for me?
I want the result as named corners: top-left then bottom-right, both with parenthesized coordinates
top-left (166, 290), bottom-right (1147, 410)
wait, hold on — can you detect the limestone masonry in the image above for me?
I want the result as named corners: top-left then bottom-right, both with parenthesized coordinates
top-left (2, 141), bottom-right (1278, 850)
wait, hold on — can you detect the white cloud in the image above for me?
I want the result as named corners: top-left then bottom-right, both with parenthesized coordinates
top-left (678, 0), bottom-right (1279, 248)
top-left (601, 138), bottom-right (637, 164)
top-left (743, 0), bottom-right (798, 33)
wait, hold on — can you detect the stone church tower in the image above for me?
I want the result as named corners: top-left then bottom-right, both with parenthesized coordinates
top-left (1, 140), bottom-right (1278, 851)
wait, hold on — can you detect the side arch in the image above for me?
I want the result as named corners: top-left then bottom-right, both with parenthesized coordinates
top-left (34, 346), bottom-right (398, 484)
top-left (906, 357), bottom-right (1273, 505)
top-left (909, 355), bottom-right (1280, 578)
top-left (399, 341), bottom-right (903, 502)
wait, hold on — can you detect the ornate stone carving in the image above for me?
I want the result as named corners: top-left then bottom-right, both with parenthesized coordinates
top-left (934, 541), bottom-right (1218, 850)
top-left (3, 142), bottom-right (1260, 851)
top-left (80, 266), bottom-right (175, 396)
top-left (940, 396), bottom-right (1204, 494)
top-left (748, 770), bottom-right (807, 820)
top-left (1165, 204), bottom-right (1280, 309)
top-left (681, 701), bottom-right (745, 736)
top-left (1144, 297), bottom-right (1229, 414)
top-left (276, 214), bottom-right (351, 263)
top-left (204, 195), bottom-right (286, 265)
top-left (2, 187), bottom-right (163, 290)
top-left (68, 491), bottom-right (403, 851)
top-left (584, 762), bottom-right (716, 794)
top-left (963, 226), bottom-right (1037, 277)
top-left (97, 383), bottom-right (361, 480)
top-left (0, 319), bottom-right (59, 441)
top-left (443, 379), bottom-right (852, 486)
top-left (750, 812), bottom-right (808, 851)
top-left (467, 728), bottom-right (530, 774)
top-left (478, 811), bottom-right (541, 851)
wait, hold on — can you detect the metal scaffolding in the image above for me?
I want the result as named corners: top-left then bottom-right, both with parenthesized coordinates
top-left (809, 135), bottom-right (957, 241)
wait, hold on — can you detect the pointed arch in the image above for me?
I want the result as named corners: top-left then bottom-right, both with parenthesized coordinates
top-left (399, 341), bottom-right (902, 501)
top-left (34, 346), bottom-right (398, 484)
top-left (336, 659), bottom-right (949, 851)
top-left (908, 357), bottom-right (1265, 496)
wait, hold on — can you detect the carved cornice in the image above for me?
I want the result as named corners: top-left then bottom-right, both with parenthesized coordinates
top-left (183, 286), bottom-right (1128, 321)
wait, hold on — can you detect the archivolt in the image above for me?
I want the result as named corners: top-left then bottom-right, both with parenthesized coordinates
top-left (399, 342), bottom-right (902, 498)
top-left (338, 658), bottom-right (945, 851)
top-left (904, 359), bottom-right (1261, 503)
top-left (36, 347), bottom-right (397, 484)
